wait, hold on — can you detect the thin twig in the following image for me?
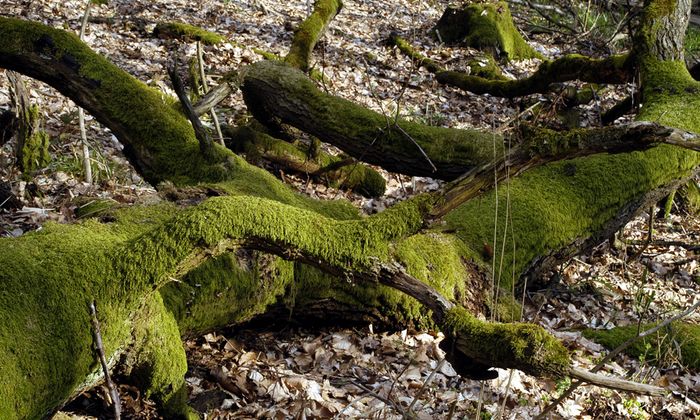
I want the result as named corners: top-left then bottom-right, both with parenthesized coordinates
top-left (168, 57), bottom-right (215, 159)
top-left (349, 380), bottom-right (405, 416)
top-left (90, 301), bottom-right (121, 420)
top-left (393, 124), bottom-right (437, 173)
top-left (406, 358), bottom-right (445, 414)
top-left (78, 0), bottom-right (93, 184)
top-left (196, 40), bottom-right (225, 146)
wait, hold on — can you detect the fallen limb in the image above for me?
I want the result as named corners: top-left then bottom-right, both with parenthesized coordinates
top-left (284, 0), bottom-right (342, 72)
top-left (431, 121), bottom-right (700, 218)
top-left (569, 367), bottom-right (665, 396)
top-left (437, 55), bottom-right (632, 98)
top-left (241, 60), bottom-right (502, 179)
top-left (0, 17), bottom-right (234, 185)
top-left (226, 125), bottom-right (386, 197)
top-left (389, 33), bottom-right (632, 97)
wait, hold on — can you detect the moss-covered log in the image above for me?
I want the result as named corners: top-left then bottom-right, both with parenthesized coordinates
top-left (227, 125), bottom-right (386, 197)
top-left (0, 17), bottom-right (233, 186)
top-left (438, 55), bottom-right (629, 97)
top-left (241, 60), bottom-right (502, 179)
top-left (389, 32), bottom-right (631, 97)
top-left (153, 22), bottom-right (225, 45)
top-left (2, 5), bottom-right (700, 417)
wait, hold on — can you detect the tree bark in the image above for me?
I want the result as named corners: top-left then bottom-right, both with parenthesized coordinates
top-left (241, 60), bottom-right (503, 179)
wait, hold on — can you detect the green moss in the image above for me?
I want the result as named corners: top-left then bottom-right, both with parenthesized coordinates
top-left (467, 55), bottom-right (506, 80)
top-left (74, 198), bottom-right (118, 219)
top-left (0, 221), bottom-right (135, 418)
top-left (394, 232), bottom-right (469, 302)
top-left (584, 322), bottom-right (700, 369)
top-left (293, 263), bottom-right (434, 328)
top-left (129, 293), bottom-right (191, 417)
top-left (488, 293), bottom-right (522, 323)
top-left (209, 164), bottom-right (361, 221)
top-left (288, 231), bottom-right (481, 327)
top-left (18, 104), bottom-right (51, 172)
top-left (284, 0), bottom-right (342, 72)
top-left (443, 306), bottom-right (570, 377)
top-left (433, 2), bottom-right (541, 61)
top-left (161, 252), bottom-right (293, 335)
top-left (0, 203), bottom-right (183, 418)
top-left (230, 126), bottom-right (386, 197)
top-left (645, 0), bottom-right (676, 20)
top-left (153, 22), bottom-right (225, 45)
top-left (254, 48), bottom-right (282, 61)
top-left (639, 59), bottom-right (700, 132)
top-left (680, 179), bottom-right (700, 214)
top-left (445, 145), bottom-right (700, 291)
top-left (20, 129), bottom-right (50, 172)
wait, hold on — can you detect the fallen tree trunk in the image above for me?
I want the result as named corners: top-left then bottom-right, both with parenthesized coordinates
top-left (0, 7), bottom-right (699, 419)
top-left (241, 60), bottom-right (502, 179)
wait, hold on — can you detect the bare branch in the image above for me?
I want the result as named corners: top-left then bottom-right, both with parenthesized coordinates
top-left (168, 59), bottom-right (215, 160)
top-left (90, 301), bottom-right (121, 420)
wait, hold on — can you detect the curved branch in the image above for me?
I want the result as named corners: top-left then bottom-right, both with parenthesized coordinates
top-left (241, 60), bottom-right (503, 179)
top-left (122, 194), bottom-right (573, 378)
top-left (431, 121), bottom-right (700, 218)
top-left (389, 33), bottom-right (633, 97)
top-left (0, 17), bottom-right (233, 185)
top-left (284, 0), bottom-right (342, 72)
top-left (225, 125), bottom-right (386, 197)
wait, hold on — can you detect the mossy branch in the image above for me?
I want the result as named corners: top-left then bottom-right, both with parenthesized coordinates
top-left (153, 21), bottom-right (225, 45)
top-left (436, 54), bottom-right (632, 97)
top-left (241, 60), bottom-right (502, 179)
top-left (284, 0), bottom-right (342, 72)
top-left (168, 60), bottom-right (215, 160)
top-left (431, 121), bottom-right (700, 219)
top-left (389, 33), bottom-right (631, 97)
top-left (225, 125), bottom-right (386, 197)
top-left (0, 17), bottom-right (236, 185)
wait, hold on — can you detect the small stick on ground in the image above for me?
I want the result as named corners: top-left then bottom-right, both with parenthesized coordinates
top-left (196, 40), bottom-right (224, 146)
top-left (78, 0), bottom-right (93, 184)
top-left (89, 300), bottom-right (121, 420)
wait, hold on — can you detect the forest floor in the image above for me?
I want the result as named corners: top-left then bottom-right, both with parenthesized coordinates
top-left (1, 0), bottom-right (699, 418)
